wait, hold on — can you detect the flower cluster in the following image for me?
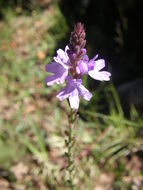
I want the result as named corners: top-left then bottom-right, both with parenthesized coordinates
top-left (45, 23), bottom-right (111, 109)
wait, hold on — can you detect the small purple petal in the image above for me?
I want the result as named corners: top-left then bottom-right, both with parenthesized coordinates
top-left (56, 48), bottom-right (68, 63)
top-left (76, 60), bottom-right (88, 75)
top-left (56, 84), bottom-right (74, 101)
top-left (53, 46), bottom-right (70, 68)
top-left (87, 59), bottom-right (95, 71)
top-left (81, 48), bottom-right (87, 55)
top-left (95, 71), bottom-right (111, 81)
top-left (94, 59), bottom-right (105, 71)
top-left (88, 58), bottom-right (111, 81)
top-left (45, 75), bottom-right (60, 86)
top-left (77, 84), bottom-right (92, 101)
top-left (69, 89), bottom-right (79, 109)
top-left (87, 55), bottom-right (99, 71)
top-left (66, 76), bottom-right (82, 84)
top-left (65, 45), bottom-right (69, 52)
top-left (46, 67), bottom-right (68, 86)
top-left (46, 62), bottom-right (63, 73)
top-left (83, 54), bottom-right (89, 62)
top-left (45, 46), bottom-right (71, 85)
top-left (88, 69), bottom-right (111, 81)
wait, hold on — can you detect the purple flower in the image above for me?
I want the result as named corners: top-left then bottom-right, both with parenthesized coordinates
top-left (45, 46), bottom-right (71, 86)
top-left (45, 22), bottom-right (111, 110)
top-left (76, 55), bottom-right (89, 75)
top-left (56, 76), bottom-right (92, 109)
top-left (53, 46), bottom-right (70, 67)
top-left (88, 59), bottom-right (111, 81)
top-left (76, 54), bottom-right (111, 81)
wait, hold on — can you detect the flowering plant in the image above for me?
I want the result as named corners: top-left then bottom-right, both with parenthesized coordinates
top-left (45, 22), bottom-right (111, 189)
top-left (45, 23), bottom-right (111, 109)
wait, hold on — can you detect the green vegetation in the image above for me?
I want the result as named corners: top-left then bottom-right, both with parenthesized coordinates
top-left (0, 2), bottom-right (143, 190)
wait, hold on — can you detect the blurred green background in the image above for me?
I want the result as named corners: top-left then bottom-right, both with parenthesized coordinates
top-left (0, 0), bottom-right (143, 189)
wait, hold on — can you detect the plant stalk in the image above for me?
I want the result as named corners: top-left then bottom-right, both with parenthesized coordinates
top-left (65, 109), bottom-right (78, 190)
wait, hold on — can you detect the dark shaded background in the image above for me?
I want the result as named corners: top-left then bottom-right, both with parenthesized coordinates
top-left (59, 0), bottom-right (143, 112)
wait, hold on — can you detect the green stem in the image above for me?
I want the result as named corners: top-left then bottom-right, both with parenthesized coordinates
top-left (65, 109), bottom-right (77, 190)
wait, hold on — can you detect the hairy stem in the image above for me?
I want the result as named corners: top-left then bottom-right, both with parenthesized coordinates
top-left (65, 109), bottom-right (78, 190)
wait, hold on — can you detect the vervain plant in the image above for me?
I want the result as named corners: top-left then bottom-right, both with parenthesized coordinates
top-left (45, 22), bottom-right (111, 189)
